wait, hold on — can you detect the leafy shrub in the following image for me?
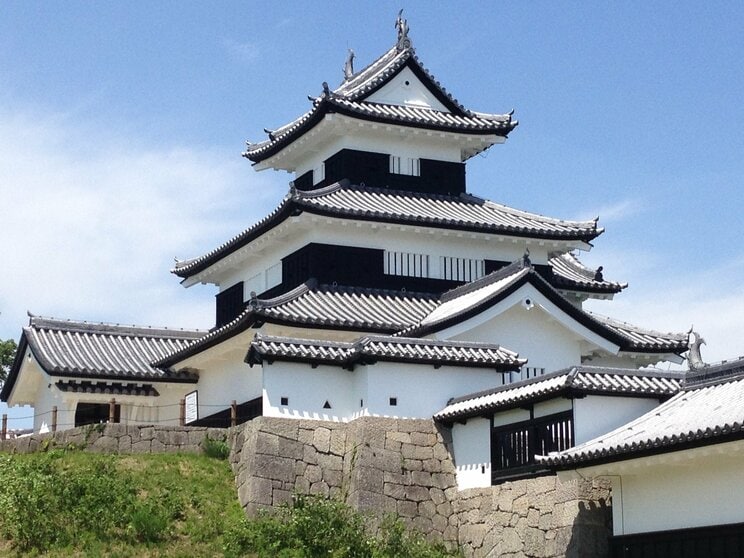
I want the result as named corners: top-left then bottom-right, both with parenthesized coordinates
top-left (223, 493), bottom-right (461, 558)
top-left (202, 434), bottom-right (230, 460)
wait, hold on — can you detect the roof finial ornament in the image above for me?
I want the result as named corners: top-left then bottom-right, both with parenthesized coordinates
top-left (322, 81), bottom-right (330, 97)
top-left (395, 9), bottom-right (411, 51)
top-left (343, 48), bottom-right (355, 80)
top-left (687, 328), bottom-right (707, 371)
top-left (522, 248), bottom-right (531, 268)
top-left (593, 266), bottom-right (604, 282)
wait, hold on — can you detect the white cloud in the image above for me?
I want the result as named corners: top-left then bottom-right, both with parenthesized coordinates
top-left (0, 106), bottom-right (285, 340)
top-left (222, 38), bottom-right (260, 64)
top-left (578, 197), bottom-right (647, 224)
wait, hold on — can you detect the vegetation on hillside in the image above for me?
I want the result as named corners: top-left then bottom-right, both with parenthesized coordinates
top-left (0, 338), bottom-right (17, 383)
top-left (0, 449), bottom-right (461, 557)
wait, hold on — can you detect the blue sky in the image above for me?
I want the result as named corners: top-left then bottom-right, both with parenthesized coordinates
top-left (2, 3), bottom-right (744, 423)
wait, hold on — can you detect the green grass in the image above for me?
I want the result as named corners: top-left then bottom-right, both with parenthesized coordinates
top-left (0, 450), bottom-right (245, 557)
top-left (0, 450), bottom-right (461, 557)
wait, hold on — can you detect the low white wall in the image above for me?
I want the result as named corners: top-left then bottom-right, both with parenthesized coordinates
top-left (574, 395), bottom-right (659, 445)
top-left (364, 363), bottom-right (501, 420)
top-left (193, 357), bottom-right (263, 421)
top-left (451, 418), bottom-right (492, 489)
top-left (262, 362), bottom-right (357, 421)
top-left (613, 443), bottom-right (744, 534)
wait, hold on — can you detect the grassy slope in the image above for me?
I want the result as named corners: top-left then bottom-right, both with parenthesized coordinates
top-left (0, 451), bottom-right (246, 557)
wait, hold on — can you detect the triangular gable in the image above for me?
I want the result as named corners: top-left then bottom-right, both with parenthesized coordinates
top-left (402, 262), bottom-right (627, 355)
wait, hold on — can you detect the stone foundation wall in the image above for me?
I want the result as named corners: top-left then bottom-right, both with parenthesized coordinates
top-left (0, 424), bottom-right (227, 454)
top-left (230, 416), bottom-right (612, 557)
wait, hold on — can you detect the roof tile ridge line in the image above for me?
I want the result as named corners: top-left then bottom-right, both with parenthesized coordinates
top-left (325, 181), bottom-right (473, 203)
top-left (171, 194), bottom-right (293, 275)
top-left (586, 311), bottom-right (688, 338)
top-left (444, 368), bottom-right (573, 406)
top-left (254, 279), bottom-right (317, 308)
top-left (439, 261), bottom-right (527, 303)
top-left (408, 50), bottom-right (469, 115)
top-left (314, 282), bottom-right (439, 300)
top-left (370, 335), bottom-right (509, 350)
top-left (294, 179), bottom-right (349, 199)
top-left (255, 333), bottom-right (355, 350)
top-left (482, 199), bottom-right (601, 228)
top-left (244, 100), bottom-right (326, 153)
top-left (573, 365), bottom-right (683, 379)
top-left (336, 45), bottom-right (409, 98)
top-left (551, 252), bottom-right (628, 289)
top-left (26, 315), bottom-right (203, 338)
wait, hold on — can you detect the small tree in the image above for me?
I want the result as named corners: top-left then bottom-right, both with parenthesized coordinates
top-left (0, 339), bottom-right (17, 384)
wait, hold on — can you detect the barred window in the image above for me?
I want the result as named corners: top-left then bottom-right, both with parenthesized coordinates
top-left (439, 256), bottom-right (485, 282)
top-left (390, 156), bottom-right (420, 176)
top-left (384, 251), bottom-right (429, 278)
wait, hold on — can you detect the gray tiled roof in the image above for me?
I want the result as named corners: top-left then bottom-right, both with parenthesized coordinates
top-left (2, 316), bottom-right (201, 400)
top-left (247, 333), bottom-right (524, 371)
top-left (540, 358), bottom-right (744, 468)
top-left (172, 182), bottom-right (603, 279)
top-left (244, 42), bottom-right (516, 163)
top-left (549, 253), bottom-right (627, 294)
top-left (587, 313), bottom-right (689, 352)
top-left (434, 366), bottom-right (682, 422)
top-left (154, 281), bottom-right (440, 368)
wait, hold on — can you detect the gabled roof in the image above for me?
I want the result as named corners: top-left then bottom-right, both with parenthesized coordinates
top-left (399, 260), bottom-right (688, 355)
top-left (155, 280), bottom-right (440, 368)
top-left (246, 333), bottom-right (524, 371)
top-left (548, 252), bottom-right (627, 295)
top-left (172, 181), bottom-right (603, 280)
top-left (243, 39), bottom-right (516, 164)
top-left (434, 366), bottom-right (683, 423)
top-left (1, 315), bottom-right (201, 401)
top-left (541, 357), bottom-right (744, 469)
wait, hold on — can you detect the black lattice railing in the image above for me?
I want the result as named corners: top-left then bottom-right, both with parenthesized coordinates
top-left (491, 410), bottom-right (573, 483)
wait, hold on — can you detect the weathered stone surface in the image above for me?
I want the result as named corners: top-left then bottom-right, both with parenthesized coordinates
top-left (313, 427), bottom-right (331, 453)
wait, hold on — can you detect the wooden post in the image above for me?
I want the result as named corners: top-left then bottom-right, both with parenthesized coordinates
top-left (1, 414), bottom-right (6, 440)
top-left (230, 400), bottom-right (237, 428)
top-left (51, 406), bottom-right (58, 433)
top-left (179, 398), bottom-right (185, 427)
top-left (109, 398), bottom-right (116, 423)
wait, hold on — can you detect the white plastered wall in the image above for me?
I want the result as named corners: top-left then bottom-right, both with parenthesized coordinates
top-left (599, 441), bottom-right (744, 535)
top-left (261, 359), bottom-right (504, 423)
top-left (364, 363), bottom-right (502, 419)
top-left (262, 362), bottom-right (357, 422)
top-left (440, 286), bottom-right (592, 373)
top-left (451, 418), bottom-right (491, 489)
top-left (171, 331), bottom-right (263, 423)
top-left (365, 66), bottom-right (450, 111)
top-left (574, 395), bottom-right (660, 445)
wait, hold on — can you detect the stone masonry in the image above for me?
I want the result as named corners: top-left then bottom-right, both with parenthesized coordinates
top-left (0, 423), bottom-right (226, 455)
top-left (230, 416), bottom-right (612, 557)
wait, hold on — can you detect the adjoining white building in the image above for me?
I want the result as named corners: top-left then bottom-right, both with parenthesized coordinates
top-left (542, 358), bottom-right (744, 555)
top-left (3, 16), bottom-right (691, 491)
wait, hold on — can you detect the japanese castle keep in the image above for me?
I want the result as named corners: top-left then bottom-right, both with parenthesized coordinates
top-left (8, 14), bottom-right (744, 557)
